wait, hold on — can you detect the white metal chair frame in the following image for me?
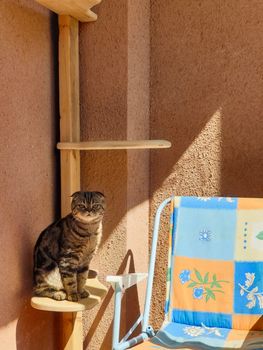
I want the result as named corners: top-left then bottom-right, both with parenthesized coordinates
top-left (107, 197), bottom-right (172, 350)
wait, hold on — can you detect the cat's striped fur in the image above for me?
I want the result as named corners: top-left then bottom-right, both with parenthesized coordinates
top-left (33, 191), bottom-right (105, 301)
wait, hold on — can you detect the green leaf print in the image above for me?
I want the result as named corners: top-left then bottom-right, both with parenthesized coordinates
top-left (180, 268), bottom-right (229, 303)
top-left (194, 269), bottom-right (203, 283)
top-left (256, 231), bottom-right (263, 240)
top-left (187, 282), bottom-right (197, 288)
top-left (204, 272), bottom-right (209, 283)
top-left (205, 288), bottom-right (215, 302)
top-left (211, 281), bottom-right (222, 288)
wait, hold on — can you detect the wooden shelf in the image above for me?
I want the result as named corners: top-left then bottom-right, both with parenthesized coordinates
top-left (57, 140), bottom-right (171, 150)
top-left (31, 277), bottom-right (107, 312)
top-left (35, 0), bottom-right (101, 22)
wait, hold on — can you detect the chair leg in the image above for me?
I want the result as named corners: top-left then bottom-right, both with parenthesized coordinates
top-left (112, 286), bottom-right (122, 350)
top-left (60, 311), bottom-right (83, 350)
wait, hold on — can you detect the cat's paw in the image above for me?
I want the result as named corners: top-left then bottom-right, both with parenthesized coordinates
top-left (53, 291), bottom-right (67, 301)
top-left (79, 289), bottom-right (90, 299)
top-left (67, 292), bottom-right (79, 302)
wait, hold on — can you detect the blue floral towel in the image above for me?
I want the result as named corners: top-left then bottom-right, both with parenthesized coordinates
top-left (134, 197), bottom-right (263, 349)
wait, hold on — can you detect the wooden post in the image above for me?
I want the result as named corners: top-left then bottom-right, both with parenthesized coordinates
top-left (59, 14), bottom-right (80, 214)
top-left (58, 15), bottom-right (82, 350)
top-left (60, 313), bottom-right (83, 350)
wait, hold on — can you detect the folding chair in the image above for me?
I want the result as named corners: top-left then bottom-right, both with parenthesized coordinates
top-left (107, 196), bottom-right (263, 349)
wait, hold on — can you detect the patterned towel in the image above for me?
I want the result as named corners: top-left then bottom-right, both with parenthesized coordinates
top-left (133, 197), bottom-right (263, 349)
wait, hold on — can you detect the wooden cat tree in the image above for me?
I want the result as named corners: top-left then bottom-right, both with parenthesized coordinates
top-left (30, 1), bottom-right (171, 349)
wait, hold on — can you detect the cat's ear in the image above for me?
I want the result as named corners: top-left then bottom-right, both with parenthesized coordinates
top-left (94, 191), bottom-right (105, 198)
top-left (71, 191), bottom-right (82, 198)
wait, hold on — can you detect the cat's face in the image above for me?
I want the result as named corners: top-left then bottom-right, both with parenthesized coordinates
top-left (71, 191), bottom-right (105, 223)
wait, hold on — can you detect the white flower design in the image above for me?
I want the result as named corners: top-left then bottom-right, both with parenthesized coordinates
top-left (183, 326), bottom-right (205, 337)
top-left (218, 197), bottom-right (234, 203)
top-left (201, 323), bottom-right (222, 337)
top-left (183, 324), bottom-right (222, 337)
top-left (239, 273), bottom-right (263, 309)
top-left (226, 197), bottom-right (234, 203)
top-left (197, 197), bottom-right (234, 203)
top-left (199, 229), bottom-right (212, 241)
top-left (197, 197), bottom-right (211, 202)
top-left (246, 292), bottom-right (256, 309)
top-left (245, 273), bottom-right (255, 288)
top-left (257, 294), bottom-right (263, 308)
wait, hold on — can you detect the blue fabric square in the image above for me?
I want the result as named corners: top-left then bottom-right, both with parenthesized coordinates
top-left (172, 309), bottom-right (232, 329)
top-left (234, 262), bottom-right (263, 314)
top-left (180, 196), bottom-right (238, 210)
top-left (174, 207), bottom-right (237, 260)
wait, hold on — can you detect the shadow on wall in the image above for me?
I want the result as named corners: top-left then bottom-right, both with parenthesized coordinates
top-left (16, 303), bottom-right (59, 350)
top-left (2, 0), bottom-right (263, 349)
top-left (0, 0), bottom-right (59, 349)
top-left (150, 0), bottom-right (263, 330)
top-left (150, 0), bottom-right (263, 198)
top-left (79, 0), bottom-right (148, 341)
top-left (77, 0), bottom-right (263, 347)
top-left (84, 250), bottom-right (141, 349)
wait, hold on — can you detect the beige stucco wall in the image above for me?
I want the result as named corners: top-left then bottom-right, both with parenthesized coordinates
top-left (79, 0), bottom-right (263, 347)
top-left (2, 0), bottom-right (263, 349)
top-left (80, 1), bottom-right (150, 348)
top-left (0, 1), bottom-right (59, 349)
top-left (150, 0), bottom-right (263, 329)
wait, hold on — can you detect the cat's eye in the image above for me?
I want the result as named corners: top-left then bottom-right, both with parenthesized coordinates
top-left (78, 204), bottom-right (86, 209)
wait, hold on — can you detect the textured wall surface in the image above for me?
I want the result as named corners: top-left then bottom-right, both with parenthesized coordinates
top-left (79, 1), bottom-right (150, 349)
top-left (3, 0), bottom-right (263, 349)
top-left (0, 0), bottom-right (59, 349)
top-left (150, 0), bottom-right (263, 329)
top-left (79, 0), bottom-right (263, 347)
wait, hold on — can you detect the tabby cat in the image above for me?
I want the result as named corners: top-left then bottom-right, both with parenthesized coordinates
top-left (33, 191), bottom-right (105, 301)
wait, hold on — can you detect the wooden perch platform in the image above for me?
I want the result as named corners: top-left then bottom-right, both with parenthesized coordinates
top-left (35, 0), bottom-right (102, 22)
top-left (31, 276), bottom-right (107, 312)
top-left (57, 140), bottom-right (172, 150)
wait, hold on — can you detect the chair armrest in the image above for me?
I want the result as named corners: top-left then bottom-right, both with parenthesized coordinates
top-left (106, 273), bottom-right (148, 291)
